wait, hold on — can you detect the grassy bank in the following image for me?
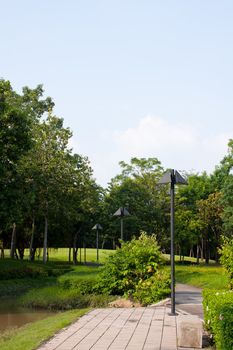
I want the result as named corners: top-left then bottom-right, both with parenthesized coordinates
top-left (174, 264), bottom-right (228, 289)
top-left (0, 261), bottom-right (114, 309)
top-left (0, 308), bottom-right (89, 350)
top-left (0, 259), bottom-right (112, 350)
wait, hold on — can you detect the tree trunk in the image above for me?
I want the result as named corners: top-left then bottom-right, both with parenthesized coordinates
top-left (43, 214), bottom-right (48, 264)
top-left (0, 247), bottom-right (4, 259)
top-left (73, 232), bottom-right (78, 265)
top-left (178, 245), bottom-right (182, 261)
top-left (0, 238), bottom-right (4, 259)
top-left (201, 237), bottom-right (204, 261)
top-left (10, 223), bottom-right (17, 259)
top-left (196, 245), bottom-right (200, 264)
top-left (68, 247), bottom-right (71, 263)
top-left (84, 241), bottom-right (86, 264)
top-left (18, 248), bottom-right (24, 260)
top-left (29, 216), bottom-right (35, 261)
top-left (205, 237), bottom-right (210, 264)
top-left (101, 237), bottom-right (106, 249)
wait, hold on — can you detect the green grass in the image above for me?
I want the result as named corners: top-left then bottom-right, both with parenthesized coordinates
top-left (173, 264), bottom-right (228, 289)
top-left (0, 308), bottom-right (89, 350)
top-left (3, 248), bottom-right (114, 264)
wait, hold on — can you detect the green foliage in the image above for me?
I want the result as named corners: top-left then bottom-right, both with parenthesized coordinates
top-left (203, 289), bottom-right (233, 350)
top-left (102, 157), bottom-right (169, 246)
top-left (219, 238), bottom-right (233, 288)
top-left (96, 232), bottom-right (170, 304)
top-left (133, 270), bottom-right (170, 305)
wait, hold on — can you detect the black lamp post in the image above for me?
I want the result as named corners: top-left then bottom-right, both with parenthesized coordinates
top-left (158, 169), bottom-right (187, 315)
top-left (113, 207), bottom-right (130, 241)
top-left (92, 224), bottom-right (103, 262)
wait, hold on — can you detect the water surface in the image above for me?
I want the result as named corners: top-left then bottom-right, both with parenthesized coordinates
top-left (0, 300), bottom-right (55, 332)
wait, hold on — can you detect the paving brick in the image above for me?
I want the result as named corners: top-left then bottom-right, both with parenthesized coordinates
top-left (37, 306), bottom-right (203, 350)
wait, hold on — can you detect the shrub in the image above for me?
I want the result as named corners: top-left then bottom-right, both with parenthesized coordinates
top-left (133, 270), bottom-right (170, 305)
top-left (219, 238), bottom-right (233, 289)
top-left (203, 289), bottom-right (233, 349)
top-left (96, 232), bottom-right (170, 304)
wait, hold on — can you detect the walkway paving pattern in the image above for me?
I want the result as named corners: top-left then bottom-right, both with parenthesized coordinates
top-left (38, 306), bottom-right (200, 350)
top-left (37, 284), bottom-right (204, 350)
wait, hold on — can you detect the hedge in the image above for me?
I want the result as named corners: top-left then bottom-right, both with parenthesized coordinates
top-left (203, 289), bottom-right (233, 350)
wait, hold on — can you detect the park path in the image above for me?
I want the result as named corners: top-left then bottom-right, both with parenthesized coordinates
top-left (175, 283), bottom-right (203, 319)
top-left (37, 284), bottom-right (204, 350)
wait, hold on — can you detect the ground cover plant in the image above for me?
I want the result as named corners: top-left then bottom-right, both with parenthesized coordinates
top-left (96, 232), bottom-right (170, 305)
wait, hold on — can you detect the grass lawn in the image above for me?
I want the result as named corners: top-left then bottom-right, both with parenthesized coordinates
top-left (0, 308), bottom-right (89, 350)
top-left (173, 264), bottom-right (228, 289)
top-left (3, 248), bottom-right (114, 264)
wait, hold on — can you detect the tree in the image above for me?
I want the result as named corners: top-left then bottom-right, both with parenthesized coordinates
top-left (175, 172), bottom-right (213, 262)
top-left (0, 80), bottom-right (54, 258)
top-left (18, 114), bottom-right (75, 263)
top-left (219, 140), bottom-right (233, 236)
top-left (101, 157), bottom-right (170, 247)
top-left (197, 192), bottom-right (223, 263)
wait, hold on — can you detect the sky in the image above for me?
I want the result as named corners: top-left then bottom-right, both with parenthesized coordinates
top-left (1, 0), bottom-right (233, 186)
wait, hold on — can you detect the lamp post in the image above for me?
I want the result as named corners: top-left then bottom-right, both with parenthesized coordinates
top-left (113, 207), bottom-right (130, 241)
top-left (158, 169), bottom-right (187, 315)
top-left (92, 224), bottom-right (103, 262)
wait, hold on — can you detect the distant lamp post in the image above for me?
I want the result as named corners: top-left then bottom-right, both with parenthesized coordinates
top-left (92, 224), bottom-right (103, 262)
top-left (158, 169), bottom-right (187, 315)
top-left (113, 207), bottom-right (130, 241)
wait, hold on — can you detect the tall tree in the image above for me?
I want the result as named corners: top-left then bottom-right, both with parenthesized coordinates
top-left (102, 157), bottom-right (169, 246)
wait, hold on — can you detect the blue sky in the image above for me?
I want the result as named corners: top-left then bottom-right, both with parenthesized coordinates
top-left (1, 1), bottom-right (233, 186)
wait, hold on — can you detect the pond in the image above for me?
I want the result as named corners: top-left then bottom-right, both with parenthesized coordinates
top-left (0, 300), bottom-right (55, 333)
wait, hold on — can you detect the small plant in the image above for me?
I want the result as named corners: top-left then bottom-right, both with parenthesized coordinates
top-left (96, 232), bottom-right (170, 304)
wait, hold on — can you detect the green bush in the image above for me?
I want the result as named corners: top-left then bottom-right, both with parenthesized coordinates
top-left (133, 270), bottom-right (170, 305)
top-left (219, 238), bottom-right (233, 288)
top-left (96, 232), bottom-right (170, 304)
top-left (203, 289), bottom-right (233, 349)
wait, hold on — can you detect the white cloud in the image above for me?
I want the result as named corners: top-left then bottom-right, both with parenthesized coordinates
top-left (114, 116), bottom-right (197, 153)
top-left (68, 115), bottom-right (232, 186)
top-left (113, 115), bottom-right (231, 175)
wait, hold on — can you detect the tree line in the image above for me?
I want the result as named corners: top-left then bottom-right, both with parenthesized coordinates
top-left (0, 79), bottom-right (232, 264)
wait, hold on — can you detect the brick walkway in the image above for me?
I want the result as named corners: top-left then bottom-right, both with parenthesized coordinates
top-left (37, 306), bottom-right (199, 350)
